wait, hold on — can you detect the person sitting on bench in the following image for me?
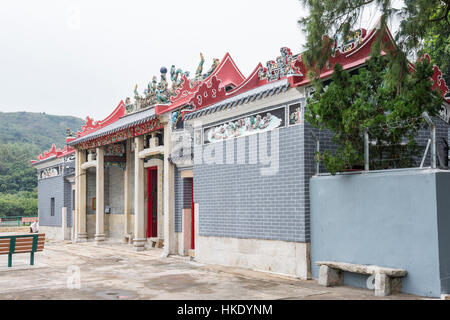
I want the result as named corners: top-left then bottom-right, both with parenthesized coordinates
top-left (29, 221), bottom-right (39, 233)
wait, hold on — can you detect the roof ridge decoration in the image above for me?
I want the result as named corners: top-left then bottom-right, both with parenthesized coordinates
top-left (258, 47), bottom-right (304, 82)
top-left (425, 55), bottom-right (450, 104)
top-left (412, 54), bottom-right (449, 101)
top-left (154, 52), bottom-right (246, 116)
top-left (72, 101), bottom-right (126, 140)
top-left (290, 22), bottom-right (391, 88)
top-left (31, 144), bottom-right (74, 164)
top-left (188, 75), bottom-right (226, 109)
top-left (181, 48), bottom-right (302, 116)
top-left (331, 29), bottom-right (367, 56)
top-left (126, 53), bottom-right (228, 115)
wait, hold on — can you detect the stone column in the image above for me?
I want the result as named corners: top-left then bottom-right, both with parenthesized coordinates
top-left (193, 203), bottom-right (199, 258)
top-left (95, 146), bottom-right (105, 243)
top-left (123, 139), bottom-right (132, 242)
top-left (78, 149), bottom-right (88, 242)
top-left (163, 123), bottom-right (176, 256)
top-left (61, 207), bottom-right (67, 241)
top-left (133, 136), bottom-right (146, 251)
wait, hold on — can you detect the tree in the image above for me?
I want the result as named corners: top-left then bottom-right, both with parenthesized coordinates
top-left (298, 0), bottom-right (450, 84)
top-left (0, 142), bottom-right (41, 193)
top-left (305, 52), bottom-right (443, 174)
top-left (0, 191), bottom-right (37, 217)
top-left (421, 5), bottom-right (450, 83)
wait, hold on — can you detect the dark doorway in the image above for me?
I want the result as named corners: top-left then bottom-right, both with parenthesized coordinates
top-left (146, 167), bottom-right (158, 238)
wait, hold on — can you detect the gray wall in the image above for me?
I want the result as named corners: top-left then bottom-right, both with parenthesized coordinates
top-left (86, 168), bottom-right (96, 215)
top-left (310, 169), bottom-right (450, 297)
top-left (193, 100), bottom-right (311, 242)
top-left (108, 166), bottom-right (125, 214)
top-left (416, 117), bottom-right (448, 167)
top-left (174, 167), bottom-right (192, 233)
top-left (63, 179), bottom-right (73, 227)
top-left (436, 172), bottom-right (450, 294)
top-left (86, 165), bottom-right (126, 215)
top-left (38, 174), bottom-right (73, 227)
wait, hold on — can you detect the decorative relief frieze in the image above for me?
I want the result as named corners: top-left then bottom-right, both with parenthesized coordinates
top-left (288, 103), bottom-right (302, 126)
top-left (203, 106), bottom-right (286, 144)
top-left (64, 154), bottom-right (75, 163)
top-left (38, 166), bottom-right (61, 180)
top-left (104, 142), bottom-right (126, 170)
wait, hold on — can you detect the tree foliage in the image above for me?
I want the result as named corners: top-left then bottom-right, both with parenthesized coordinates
top-left (421, 4), bottom-right (450, 83)
top-left (305, 53), bottom-right (443, 174)
top-left (0, 112), bottom-right (83, 217)
top-left (0, 142), bottom-right (41, 193)
top-left (298, 0), bottom-right (450, 82)
top-left (0, 191), bottom-right (37, 217)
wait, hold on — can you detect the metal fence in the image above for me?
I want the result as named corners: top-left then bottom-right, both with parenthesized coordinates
top-left (0, 216), bottom-right (38, 228)
top-left (312, 112), bottom-right (449, 175)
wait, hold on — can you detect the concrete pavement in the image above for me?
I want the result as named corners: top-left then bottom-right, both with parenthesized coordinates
top-left (0, 240), bottom-right (427, 300)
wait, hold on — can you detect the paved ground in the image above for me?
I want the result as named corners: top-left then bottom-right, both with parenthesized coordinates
top-left (0, 240), bottom-right (428, 300)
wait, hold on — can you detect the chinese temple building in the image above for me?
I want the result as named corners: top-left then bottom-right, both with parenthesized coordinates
top-left (32, 21), bottom-right (450, 282)
top-left (31, 144), bottom-right (75, 240)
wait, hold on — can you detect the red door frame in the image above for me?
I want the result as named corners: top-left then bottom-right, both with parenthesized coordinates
top-left (146, 166), bottom-right (158, 238)
top-left (191, 178), bottom-right (195, 250)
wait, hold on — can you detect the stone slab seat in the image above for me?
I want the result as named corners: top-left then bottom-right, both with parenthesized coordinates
top-left (316, 261), bottom-right (407, 297)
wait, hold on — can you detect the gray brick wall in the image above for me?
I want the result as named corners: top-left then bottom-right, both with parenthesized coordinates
top-left (193, 99), bottom-right (310, 242)
top-left (38, 175), bottom-right (65, 227)
top-left (190, 98), bottom-right (450, 243)
top-left (302, 123), bottom-right (336, 241)
top-left (63, 179), bottom-right (73, 227)
top-left (174, 168), bottom-right (182, 233)
top-left (174, 168), bottom-right (192, 233)
top-left (416, 117), bottom-right (448, 167)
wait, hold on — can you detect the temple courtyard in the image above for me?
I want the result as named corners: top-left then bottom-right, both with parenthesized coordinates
top-left (0, 240), bottom-right (429, 300)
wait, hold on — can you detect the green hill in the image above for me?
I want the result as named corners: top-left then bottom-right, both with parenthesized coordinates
top-left (0, 111), bottom-right (84, 150)
top-left (0, 112), bottom-right (84, 218)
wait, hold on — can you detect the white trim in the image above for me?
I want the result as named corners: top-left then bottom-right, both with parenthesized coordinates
top-left (144, 158), bottom-right (163, 168)
top-left (80, 160), bottom-right (97, 170)
top-left (33, 157), bottom-right (63, 170)
top-left (139, 146), bottom-right (165, 159)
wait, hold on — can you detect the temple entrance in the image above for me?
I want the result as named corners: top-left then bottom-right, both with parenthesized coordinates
top-left (146, 167), bottom-right (158, 238)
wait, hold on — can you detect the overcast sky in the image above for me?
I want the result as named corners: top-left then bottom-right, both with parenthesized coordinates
top-left (0, 0), bottom-right (386, 120)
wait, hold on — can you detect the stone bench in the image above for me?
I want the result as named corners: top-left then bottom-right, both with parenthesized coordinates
top-left (316, 261), bottom-right (407, 296)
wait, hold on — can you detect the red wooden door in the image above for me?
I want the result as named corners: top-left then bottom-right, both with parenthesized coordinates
top-left (146, 167), bottom-right (158, 238)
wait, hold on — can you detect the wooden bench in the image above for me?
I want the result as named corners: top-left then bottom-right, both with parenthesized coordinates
top-left (316, 261), bottom-right (407, 296)
top-left (0, 233), bottom-right (45, 267)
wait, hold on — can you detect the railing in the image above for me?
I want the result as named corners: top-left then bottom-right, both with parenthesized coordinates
top-left (312, 112), bottom-right (449, 176)
top-left (0, 216), bottom-right (38, 228)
